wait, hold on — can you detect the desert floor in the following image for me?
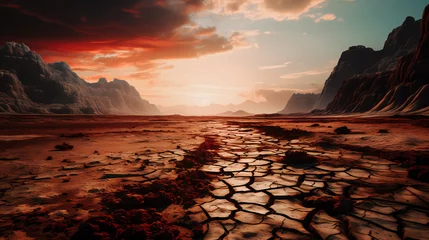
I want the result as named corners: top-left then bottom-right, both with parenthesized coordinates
top-left (0, 115), bottom-right (428, 240)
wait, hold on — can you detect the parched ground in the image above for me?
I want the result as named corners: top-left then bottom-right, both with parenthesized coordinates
top-left (0, 115), bottom-right (428, 240)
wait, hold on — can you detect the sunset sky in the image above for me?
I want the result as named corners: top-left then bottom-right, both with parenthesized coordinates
top-left (1, 0), bottom-right (428, 107)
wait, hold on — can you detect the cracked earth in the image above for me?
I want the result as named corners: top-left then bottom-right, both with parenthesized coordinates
top-left (0, 115), bottom-right (428, 239)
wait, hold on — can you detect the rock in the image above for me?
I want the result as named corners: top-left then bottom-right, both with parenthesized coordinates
top-left (334, 126), bottom-right (351, 134)
top-left (46, 156), bottom-right (53, 160)
top-left (0, 157), bottom-right (19, 161)
top-left (378, 129), bottom-right (389, 133)
top-left (60, 133), bottom-right (85, 138)
top-left (310, 124), bottom-right (321, 127)
top-left (283, 151), bottom-right (317, 165)
top-left (408, 165), bottom-right (429, 182)
top-left (55, 143), bottom-right (73, 151)
top-left (0, 42), bottom-right (160, 115)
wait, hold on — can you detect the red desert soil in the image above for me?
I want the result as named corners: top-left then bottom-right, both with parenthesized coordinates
top-left (0, 114), bottom-right (428, 239)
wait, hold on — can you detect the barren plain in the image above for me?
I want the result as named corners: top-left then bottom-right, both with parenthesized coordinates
top-left (0, 115), bottom-right (428, 240)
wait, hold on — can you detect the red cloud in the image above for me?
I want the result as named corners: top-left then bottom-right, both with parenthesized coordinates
top-left (0, 0), bottom-right (242, 80)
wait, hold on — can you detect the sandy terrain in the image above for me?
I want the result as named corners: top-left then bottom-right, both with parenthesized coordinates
top-left (0, 115), bottom-right (428, 239)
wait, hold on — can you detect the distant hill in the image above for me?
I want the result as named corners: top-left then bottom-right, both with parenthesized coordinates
top-left (217, 110), bottom-right (253, 117)
top-left (159, 98), bottom-right (292, 116)
top-left (0, 42), bottom-right (160, 115)
top-left (279, 93), bottom-right (320, 114)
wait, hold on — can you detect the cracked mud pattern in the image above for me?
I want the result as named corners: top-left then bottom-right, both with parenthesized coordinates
top-left (0, 117), bottom-right (429, 240)
top-left (193, 123), bottom-right (429, 240)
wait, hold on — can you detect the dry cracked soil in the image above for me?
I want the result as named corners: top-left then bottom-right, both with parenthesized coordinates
top-left (0, 115), bottom-right (428, 240)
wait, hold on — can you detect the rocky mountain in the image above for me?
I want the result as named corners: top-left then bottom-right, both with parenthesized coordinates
top-left (326, 5), bottom-right (429, 115)
top-left (279, 93), bottom-right (320, 114)
top-left (314, 16), bottom-right (421, 110)
top-left (0, 42), bottom-right (160, 115)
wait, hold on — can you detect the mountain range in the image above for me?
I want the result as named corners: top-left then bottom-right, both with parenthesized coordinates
top-left (281, 11), bottom-right (428, 115)
top-left (1, 5), bottom-right (428, 116)
top-left (0, 42), bottom-right (159, 115)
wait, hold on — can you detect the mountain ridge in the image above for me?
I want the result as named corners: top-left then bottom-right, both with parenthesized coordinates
top-left (0, 42), bottom-right (160, 115)
top-left (280, 13), bottom-right (425, 115)
top-left (325, 5), bottom-right (429, 115)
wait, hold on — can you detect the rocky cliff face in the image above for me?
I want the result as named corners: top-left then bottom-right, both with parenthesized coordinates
top-left (0, 42), bottom-right (160, 115)
top-left (314, 17), bottom-right (421, 110)
top-left (279, 93), bottom-right (320, 114)
top-left (326, 5), bottom-right (429, 115)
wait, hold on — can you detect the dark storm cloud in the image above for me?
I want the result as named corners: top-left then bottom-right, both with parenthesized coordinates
top-left (0, 0), bottom-right (198, 47)
top-left (0, 0), bottom-right (247, 80)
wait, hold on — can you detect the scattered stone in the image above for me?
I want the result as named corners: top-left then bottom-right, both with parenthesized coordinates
top-left (93, 150), bottom-right (100, 154)
top-left (408, 165), bottom-right (429, 182)
top-left (60, 133), bottom-right (85, 138)
top-left (334, 126), bottom-right (351, 134)
top-left (283, 150), bottom-right (317, 165)
top-left (55, 143), bottom-right (74, 151)
top-left (243, 125), bottom-right (313, 140)
top-left (0, 157), bottom-right (20, 161)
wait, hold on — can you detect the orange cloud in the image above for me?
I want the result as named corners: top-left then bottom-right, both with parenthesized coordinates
top-left (0, 0), bottom-right (247, 81)
top-left (208, 0), bottom-right (326, 21)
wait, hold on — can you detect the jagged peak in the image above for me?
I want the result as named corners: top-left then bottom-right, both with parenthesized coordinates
top-left (51, 61), bottom-right (72, 71)
top-left (347, 45), bottom-right (374, 51)
top-left (0, 42), bottom-right (31, 56)
top-left (112, 78), bottom-right (130, 85)
top-left (98, 78), bottom-right (108, 84)
top-left (402, 16), bottom-right (416, 26)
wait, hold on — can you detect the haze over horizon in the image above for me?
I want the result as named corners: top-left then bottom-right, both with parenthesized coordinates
top-left (1, 0), bottom-right (428, 111)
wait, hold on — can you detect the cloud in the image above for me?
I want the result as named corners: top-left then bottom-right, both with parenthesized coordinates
top-left (0, 0), bottom-right (251, 80)
top-left (259, 61), bottom-right (292, 70)
top-left (280, 69), bottom-right (331, 79)
top-left (307, 13), bottom-right (337, 22)
top-left (315, 13), bottom-right (337, 22)
top-left (208, 0), bottom-right (326, 21)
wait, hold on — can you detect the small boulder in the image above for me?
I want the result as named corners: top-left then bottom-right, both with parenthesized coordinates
top-left (408, 165), bottom-right (429, 183)
top-left (46, 156), bottom-right (53, 160)
top-left (334, 126), bottom-right (351, 134)
top-left (282, 151), bottom-right (317, 165)
top-left (55, 143), bottom-right (73, 151)
top-left (378, 129), bottom-right (389, 133)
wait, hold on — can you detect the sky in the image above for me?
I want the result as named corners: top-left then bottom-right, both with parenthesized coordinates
top-left (1, 0), bottom-right (428, 108)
